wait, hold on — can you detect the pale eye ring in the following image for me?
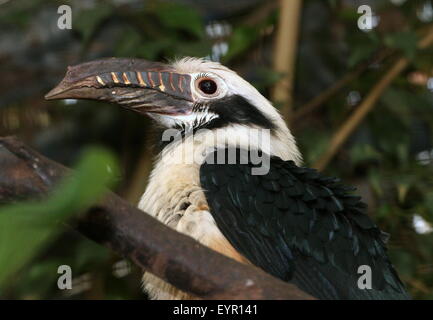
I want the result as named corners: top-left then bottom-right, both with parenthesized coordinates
top-left (196, 77), bottom-right (218, 96)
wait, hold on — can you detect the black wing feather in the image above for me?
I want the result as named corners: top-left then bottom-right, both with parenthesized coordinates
top-left (200, 149), bottom-right (410, 300)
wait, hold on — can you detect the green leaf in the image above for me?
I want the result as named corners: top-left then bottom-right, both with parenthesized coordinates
top-left (223, 26), bottom-right (259, 62)
top-left (328, 0), bottom-right (338, 9)
top-left (350, 143), bottom-right (381, 165)
top-left (384, 31), bottom-right (418, 60)
top-left (338, 8), bottom-right (361, 21)
top-left (348, 44), bottom-right (376, 67)
top-left (368, 169), bottom-right (383, 196)
top-left (173, 39), bottom-right (212, 58)
top-left (74, 4), bottom-right (113, 42)
top-left (114, 28), bottom-right (143, 57)
top-left (347, 32), bottom-right (380, 67)
top-left (299, 129), bottom-right (331, 166)
top-left (156, 3), bottom-right (203, 37)
top-left (0, 147), bottom-right (119, 288)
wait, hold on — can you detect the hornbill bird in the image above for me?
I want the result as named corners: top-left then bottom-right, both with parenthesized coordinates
top-left (46, 57), bottom-right (410, 300)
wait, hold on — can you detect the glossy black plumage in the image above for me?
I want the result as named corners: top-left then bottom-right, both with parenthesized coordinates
top-left (200, 149), bottom-right (410, 300)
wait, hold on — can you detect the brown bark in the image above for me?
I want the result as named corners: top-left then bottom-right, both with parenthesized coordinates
top-left (271, 0), bottom-right (303, 123)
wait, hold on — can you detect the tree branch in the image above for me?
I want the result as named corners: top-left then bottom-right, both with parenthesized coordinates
top-left (0, 136), bottom-right (315, 300)
top-left (271, 0), bottom-right (303, 123)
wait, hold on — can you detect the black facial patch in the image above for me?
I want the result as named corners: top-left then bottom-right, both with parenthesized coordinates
top-left (201, 95), bottom-right (276, 131)
top-left (155, 95), bottom-right (277, 152)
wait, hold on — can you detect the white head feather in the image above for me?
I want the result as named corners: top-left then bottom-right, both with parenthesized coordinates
top-left (153, 57), bottom-right (302, 164)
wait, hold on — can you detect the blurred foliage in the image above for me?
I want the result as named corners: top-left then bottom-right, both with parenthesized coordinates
top-left (0, 147), bottom-right (118, 291)
top-left (1, 0), bottom-right (433, 299)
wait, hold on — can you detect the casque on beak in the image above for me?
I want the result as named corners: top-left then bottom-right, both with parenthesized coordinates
top-left (45, 58), bottom-right (194, 116)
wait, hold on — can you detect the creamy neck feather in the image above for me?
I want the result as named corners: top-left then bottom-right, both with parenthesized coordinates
top-left (158, 124), bottom-right (302, 167)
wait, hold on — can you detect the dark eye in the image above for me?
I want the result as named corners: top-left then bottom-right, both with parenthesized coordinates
top-left (198, 79), bottom-right (217, 95)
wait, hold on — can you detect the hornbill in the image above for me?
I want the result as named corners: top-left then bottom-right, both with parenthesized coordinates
top-left (45, 57), bottom-right (410, 300)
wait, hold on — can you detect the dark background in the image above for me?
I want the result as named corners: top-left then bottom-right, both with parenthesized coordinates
top-left (0, 0), bottom-right (432, 299)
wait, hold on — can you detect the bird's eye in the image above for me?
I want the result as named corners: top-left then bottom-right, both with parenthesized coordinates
top-left (197, 78), bottom-right (217, 95)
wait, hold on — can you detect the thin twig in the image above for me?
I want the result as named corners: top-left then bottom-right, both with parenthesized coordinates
top-left (292, 48), bottom-right (393, 123)
top-left (314, 26), bottom-right (433, 171)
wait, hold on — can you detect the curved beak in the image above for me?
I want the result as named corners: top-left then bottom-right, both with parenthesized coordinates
top-left (45, 58), bottom-right (194, 116)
